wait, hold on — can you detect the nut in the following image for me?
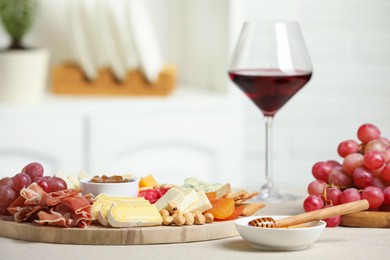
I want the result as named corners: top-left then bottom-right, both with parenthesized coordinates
top-left (159, 209), bottom-right (170, 217)
top-left (183, 212), bottom-right (194, 225)
top-left (173, 214), bottom-right (186, 226)
top-left (194, 213), bottom-right (206, 225)
top-left (162, 216), bottom-right (174, 226)
top-left (204, 213), bottom-right (214, 223)
top-left (166, 202), bottom-right (180, 215)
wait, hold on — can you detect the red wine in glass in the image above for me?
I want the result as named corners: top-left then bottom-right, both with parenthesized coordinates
top-left (229, 68), bottom-right (312, 117)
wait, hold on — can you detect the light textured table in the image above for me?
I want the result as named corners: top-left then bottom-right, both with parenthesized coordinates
top-left (1, 197), bottom-right (389, 260)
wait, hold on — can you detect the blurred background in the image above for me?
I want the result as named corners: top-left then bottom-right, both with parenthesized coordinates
top-left (0, 0), bottom-right (389, 190)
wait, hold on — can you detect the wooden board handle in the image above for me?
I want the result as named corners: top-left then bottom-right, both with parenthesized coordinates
top-left (276, 199), bottom-right (369, 228)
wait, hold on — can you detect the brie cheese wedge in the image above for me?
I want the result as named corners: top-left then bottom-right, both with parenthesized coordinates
top-left (107, 203), bottom-right (163, 228)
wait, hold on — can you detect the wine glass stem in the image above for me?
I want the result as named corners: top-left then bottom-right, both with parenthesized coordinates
top-left (264, 116), bottom-right (274, 190)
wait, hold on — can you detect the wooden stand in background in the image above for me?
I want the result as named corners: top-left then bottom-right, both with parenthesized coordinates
top-left (51, 63), bottom-right (176, 96)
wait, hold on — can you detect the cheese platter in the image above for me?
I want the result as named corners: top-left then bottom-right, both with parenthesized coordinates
top-left (0, 165), bottom-right (266, 245)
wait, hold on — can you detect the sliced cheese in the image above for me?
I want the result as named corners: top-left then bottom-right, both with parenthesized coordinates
top-left (94, 200), bottom-right (150, 225)
top-left (107, 203), bottom-right (162, 227)
top-left (178, 187), bottom-right (197, 211)
top-left (92, 197), bottom-right (149, 220)
top-left (154, 187), bottom-right (185, 211)
top-left (183, 190), bottom-right (212, 213)
top-left (97, 204), bottom-right (110, 226)
top-left (215, 183), bottom-right (231, 199)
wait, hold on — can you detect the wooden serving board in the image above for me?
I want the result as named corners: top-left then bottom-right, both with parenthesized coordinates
top-left (341, 211), bottom-right (390, 228)
top-left (0, 216), bottom-right (238, 245)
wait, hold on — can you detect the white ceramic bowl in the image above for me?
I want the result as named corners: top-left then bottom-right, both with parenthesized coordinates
top-left (79, 177), bottom-right (139, 197)
top-left (235, 215), bottom-right (326, 251)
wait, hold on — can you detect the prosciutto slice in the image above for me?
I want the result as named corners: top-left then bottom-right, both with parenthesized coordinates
top-left (8, 183), bottom-right (94, 228)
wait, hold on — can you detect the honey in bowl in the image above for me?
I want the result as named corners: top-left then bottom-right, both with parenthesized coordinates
top-left (89, 175), bottom-right (135, 183)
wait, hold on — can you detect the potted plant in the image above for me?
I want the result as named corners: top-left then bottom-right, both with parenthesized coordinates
top-left (0, 0), bottom-right (49, 103)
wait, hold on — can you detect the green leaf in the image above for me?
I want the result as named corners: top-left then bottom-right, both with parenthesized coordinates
top-left (0, 0), bottom-right (39, 49)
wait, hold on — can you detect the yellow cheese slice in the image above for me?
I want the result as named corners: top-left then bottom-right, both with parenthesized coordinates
top-left (107, 203), bottom-right (163, 227)
top-left (92, 196), bottom-right (146, 219)
top-left (95, 200), bottom-right (150, 225)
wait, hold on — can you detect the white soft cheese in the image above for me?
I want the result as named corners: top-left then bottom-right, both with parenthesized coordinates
top-left (95, 199), bottom-right (150, 225)
top-left (107, 203), bottom-right (163, 228)
top-left (154, 187), bottom-right (185, 211)
top-left (92, 196), bottom-right (148, 219)
top-left (183, 190), bottom-right (212, 213)
top-left (178, 187), bottom-right (198, 211)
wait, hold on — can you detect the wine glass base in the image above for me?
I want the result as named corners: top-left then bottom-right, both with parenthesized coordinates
top-left (256, 186), bottom-right (301, 202)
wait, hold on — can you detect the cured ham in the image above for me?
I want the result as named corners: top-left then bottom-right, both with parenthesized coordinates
top-left (7, 183), bottom-right (94, 228)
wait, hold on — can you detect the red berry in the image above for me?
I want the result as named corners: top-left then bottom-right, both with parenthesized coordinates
top-left (357, 123), bottom-right (381, 144)
top-left (303, 195), bottom-right (324, 212)
top-left (312, 161), bottom-right (333, 182)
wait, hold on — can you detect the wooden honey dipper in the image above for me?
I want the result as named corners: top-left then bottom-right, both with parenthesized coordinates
top-left (249, 199), bottom-right (369, 228)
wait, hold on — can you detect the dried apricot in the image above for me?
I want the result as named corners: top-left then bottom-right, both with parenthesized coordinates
top-left (205, 198), bottom-right (235, 220)
top-left (205, 191), bottom-right (216, 202)
top-left (223, 205), bottom-right (245, 221)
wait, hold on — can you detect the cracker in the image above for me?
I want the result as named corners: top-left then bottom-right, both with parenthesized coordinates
top-left (241, 203), bottom-right (266, 216)
top-left (234, 191), bottom-right (259, 204)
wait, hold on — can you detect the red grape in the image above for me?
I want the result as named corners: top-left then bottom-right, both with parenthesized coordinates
top-left (325, 187), bottom-right (342, 206)
top-left (381, 164), bottom-right (390, 182)
top-left (48, 177), bottom-right (67, 192)
top-left (328, 168), bottom-right (352, 187)
top-left (382, 148), bottom-right (390, 163)
top-left (322, 206), bottom-right (342, 227)
top-left (337, 140), bottom-right (359, 158)
top-left (323, 215), bottom-right (341, 227)
top-left (0, 177), bottom-right (13, 187)
top-left (12, 173), bottom-right (32, 192)
top-left (35, 176), bottom-right (51, 193)
top-left (353, 167), bottom-right (374, 189)
top-left (304, 123), bottom-right (390, 213)
top-left (340, 188), bottom-right (361, 204)
top-left (0, 185), bottom-right (17, 207)
top-left (364, 139), bottom-right (386, 153)
top-left (383, 186), bottom-right (390, 205)
top-left (307, 180), bottom-right (327, 196)
top-left (342, 153), bottom-right (364, 175)
top-left (362, 186), bottom-right (384, 210)
top-left (312, 161), bottom-right (333, 182)
top-left (303, 195), bottom-right (324, 212)
top-left (372, 177), bottom-right (386, 190)
top-left (357, 123), bottom-right (381, 144)
top-left (364, 150), bottom-right (385, 170)
top-left (22, 162), bottom-right (44, 180)
top-left (327, 160), bottom-right (342, 167)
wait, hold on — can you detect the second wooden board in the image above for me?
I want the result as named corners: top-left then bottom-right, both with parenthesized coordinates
top-left (341, 211), bottom-right (390, 228)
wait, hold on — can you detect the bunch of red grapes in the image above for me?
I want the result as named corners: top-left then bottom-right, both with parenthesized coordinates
top-left (0, 162), bottom-right (67, 215)
top-left (304, 123), bottom-right (390, 227)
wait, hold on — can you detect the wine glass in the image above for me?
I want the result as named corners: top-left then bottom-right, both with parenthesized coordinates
top-left (228, 21), bottom-right (312, 200)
